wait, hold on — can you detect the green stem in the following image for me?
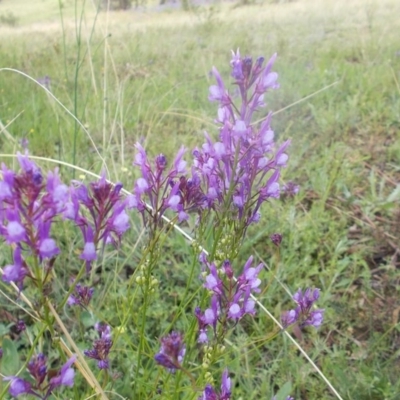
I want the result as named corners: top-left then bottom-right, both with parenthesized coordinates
top-left (58, 262), bottom-right (87, 310)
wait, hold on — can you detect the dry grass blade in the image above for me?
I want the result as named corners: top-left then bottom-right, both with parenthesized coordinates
top-left (48, 302), bottom-right (109, 400)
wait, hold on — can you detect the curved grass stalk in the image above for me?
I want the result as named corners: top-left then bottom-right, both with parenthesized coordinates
top-left (254, 80), bottom-right (341, 123)
top-left (0, 68), bottom-right (109, 176)
top-left (159, 110), bottom-right (216, 128)
top-left (0, 112), bottom-right (22, 144)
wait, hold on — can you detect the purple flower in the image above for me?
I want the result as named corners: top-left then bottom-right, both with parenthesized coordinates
top-left (281, 309), bottom-right (299, 328)
top-left (5, 216), bottom-right (26, 244)
top-left (27, 353), bottom-right (47, 386)
top-left (44, 169), bottom-right (69, 213)
top-left (199, 385), bottom-right (218, 400)
top-left (282, 181), bottom-right (299, 198)
top-left (196, 256), bottom-right (263, 342)
top-left (131, 145), bottom-right (201, 226)
top-left (154, 331), bottom-right (186, 373)
top-left (14, 320), bottom-right (26, 333)
top-left (2, 247), bottom-right (27, 288)
top-left (67, 283), bottom-right (94, 307)
top-left (198, 369), bottom-right (231, 400)
top-left (84, 323), bottom-right (112, 369)
top-left (195, 307), bottom-right (210, 343)
top-left (0, 156), bottom-right (68, 285)
top-left (293, 288), bottom-right (319, 306)
top-left (48, 356), bottom-right (76, 391)
top-left (4, 353), bottom-right (76, 399)
top-left (38, 222), bottom-right (60, 259)
top-left (237, 256), bottom-right (263, 292)
top-left (80, 226), bottom-right (97, 262)
top-left (270, 233), bottom-right (282, 246)
top-left (282, 288), bottom-right (325, 329)
top-left (204, 262), bottom-right (223, 295)
top-left (208, 67), bottom-right (230, 106)
top-left (3, 377), bottom-right (35, 398)
top-left (109, 208), bottom-right (130, 234)
top-left (66, 173), bottom-right (131, 273)
top-left (227, 302), bottom-right (242, 319)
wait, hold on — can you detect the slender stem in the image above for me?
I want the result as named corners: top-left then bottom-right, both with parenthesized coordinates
top-left (58, 261), bottom-right (87, 310)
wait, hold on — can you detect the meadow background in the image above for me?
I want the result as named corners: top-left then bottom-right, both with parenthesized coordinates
top-left (0, 0), bottom-right (400, 398)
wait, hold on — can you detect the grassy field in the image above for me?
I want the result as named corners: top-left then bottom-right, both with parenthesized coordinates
top-left (1, 0), bottom-right (400, 399)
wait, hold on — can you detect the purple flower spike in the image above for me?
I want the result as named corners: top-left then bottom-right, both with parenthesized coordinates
top-left (154, 331), bottom-right (186, 373)
top-left (282, 288), bottom-right (325, 329)
top-left (293, 288), bottom-right (320, 311)
top-left (84, 323), bottom-right (113, 369)
top-left (27, 353), bottom-right (47, 386)
top-left (0, 155), bottom-right (69, 288)
top-left (66, 173), bottom-right (131, 273)
top-left (196, 257), bottom-right (264, 342)
top-left (191, 51), bottom-right (291, 228)
top-left (131, 144), bottom-right (201, 225)
top-left (67, 283), bottom-right (94, 307)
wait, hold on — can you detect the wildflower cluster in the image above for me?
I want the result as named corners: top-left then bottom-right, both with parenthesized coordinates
top-left (65, 172), bottom-right (131, 271)
top-left (3, 354), bottom-right (76, 399)
top-left (154, 331), bottom-right (186, 373)
top-left (0, 154), bottom-right (68, 288)
top-left (0, 50), bottom-right (325, 399)
top-left (67, 282), bottom-right (94, 307)
top-left (281, 288), bottom-right (325, 329)
top-left (195, 256), bottom-right (262, 343)
top-left (148, 51), bottom-right (323, 399)
top-left (0, 157), bottom-right (131, 393)
top-left (84, 323), bottom-right (113, 369)
top-left (130, 51), bottom-right (290, 233)
top-left (192, 50), bottom-right (290, 228)
top-left (129, 144), bottom-right (194, 225)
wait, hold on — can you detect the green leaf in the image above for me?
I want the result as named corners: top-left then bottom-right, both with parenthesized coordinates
top-left (386, 184), bottom-right (400, 203)
top-left (275, 381), bottom-right (293, 400)
top-left (80, 311), bottom-right (96, 328)
top-left (1, 338), bottom-right (20, 375)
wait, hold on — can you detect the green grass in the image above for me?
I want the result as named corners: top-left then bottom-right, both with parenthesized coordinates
top-left (1, 0), bottom-right (400, 398)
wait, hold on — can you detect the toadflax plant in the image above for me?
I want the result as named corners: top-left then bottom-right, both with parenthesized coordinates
top-left (130, 50), bottom-right (323, 398)
top-left (0, 50), bottom-right (326, 400)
